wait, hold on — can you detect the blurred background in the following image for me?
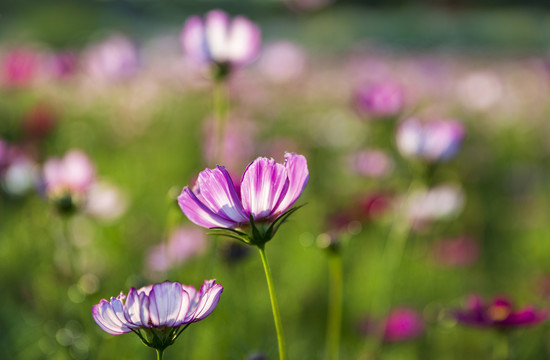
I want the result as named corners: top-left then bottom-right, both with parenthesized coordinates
top-left (3, 0), bottom-right (550, 359)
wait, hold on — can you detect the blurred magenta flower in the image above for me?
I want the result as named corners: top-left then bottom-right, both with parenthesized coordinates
top-left (358, 307), bottom-right (425, 343)
top-left (83, 34), bottom-right (139, 81)
top-left (455, 295), bottom-right (548, 330)
top-left (432, 236), bottom-right (479, 267)
top-left (1, 48), bottom-right (40, 87)
top-left (181, 9), bottom-right (261, 79)
top-left (43, 150), bottom-right (95, 213)
top-left (93, 280), bottom-right (223, 353)
top-left (47, 51), bottom-right (78, 79)
top-left (384, 307), bottom-right (425, 343)
top-left (147, 226), bottom-right (207, 273)
top-left (396, 118), bottom-right (465, 162)
top-left (354, 81), bottom-right (406, 118)
top-left (347, 149), bottom-right (394, 178)
top-left (178, 152), bottom-right (308, 245)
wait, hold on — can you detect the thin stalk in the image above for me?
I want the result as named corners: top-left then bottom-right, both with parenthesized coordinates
top-left (325, 251), bottom-right (343, 360)
top-left (212, 79), bottom-right (228, 165)
top-left (493, 332), bottom-right (509, 360)
top-left (370, 178), bottom-right (418, 355)
top-left (156, 349), bottom-right (164, 360)
top-left (258, 245), bottom-right (286, 360)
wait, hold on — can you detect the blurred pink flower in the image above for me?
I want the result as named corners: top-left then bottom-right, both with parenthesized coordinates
top-left (84, 181), bottom-right (128, 221)
top-left (354, 81), bottom-right (406, 118)
top-left (147, 226), bottom-right (207, 273)
top-left (396, 118), bottom-right (465, 162)
top-left (47, 51), bottom-right (78, 79)
top-left (42, 150), bottom-right (95, 212)
top-left (257, 41), bottom-right (307, 84)
top-left (347, 149), bottom-right (394, 178)
top-left (432, 236), bottom-right (479, 267)
top-left (384, 308), bottom-right (425, 343)
top-left (83, 35), bottom-right (139, 81)
top-left (23, 102), bottom-right (58, 140)
top-left (181, 9), bottom-right (261, 76)
top-left (358, 307), bottom-right (425, 343)
top-left (1, 48), bottom-right (40, 87)
top-left (406, 184), bottom-right (464, 226)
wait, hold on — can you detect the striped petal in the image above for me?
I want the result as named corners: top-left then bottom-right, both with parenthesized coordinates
top-left (190, 280), bottom-right (224, 322)
top-left (273, 153), bottom-right (309, 215)
top-left (240, 157), bottom-right (289, 219)
top-left (196, 166), bottom-right (248, 223)
top-left (181, 16), bottom-right (209, 63)
top-left (149, 281), bottom-right (190, 327)
top-left (92, 299), bottom-right (133, 335)
top-left (205, 10), bottom-right (230, 62)
top-left (178, 186), bottom-right (237, 228)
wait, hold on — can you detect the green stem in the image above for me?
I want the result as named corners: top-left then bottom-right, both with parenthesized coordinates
top-left (156, 349), bottom-right (164, 360)
top-left (370, 179), bottom-right (418, 354)
top-left (59, 217), bottom-right (77, 280)
top-left (258, 245), bottom-right (287, 360)
top-left (212, 79), bottom-right (228, 165)
top-left (325, 251), bottom-right (343, 360)
top-left (493, 332), bottom-right (509, 360)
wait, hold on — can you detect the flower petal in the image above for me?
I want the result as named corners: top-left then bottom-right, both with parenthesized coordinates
top-left (196, 166), bottom-right (248, 224)
top-left (178, 186), bottom-right (237, 228)
top-left (92, 299), bottom-right (132, 335)
top-left (149, 281), bottom-right (190, 327)
top-left (190, 280), bottom-right (224, 322)
top-left (273, 153), bottom-right (309, 214)
top-left (227, 16), bottom-right (261, 65)
top-left (241, 158), bottom-right (289, 219)
top-left (181, 16), bottom-right (209, 63)
top-left (205, 10), bottom-right (230, 62)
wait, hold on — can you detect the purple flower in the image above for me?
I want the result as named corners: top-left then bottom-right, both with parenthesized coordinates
top-left (181, 10), bottom-right (261, 78)
top-left (178, 153), bottom-right (308, 245)
top-left (354, 81), bottom-right (406, 118)
top-left (396, 118), bottom-right (465, 162)
top-left (454, 295), bottom-right (548, 330)
top-left (42, 150), bottom-right (96, 213)
top-left (92, 280), bottom-right (223, 351)
top-left (384, 308), bottom-right (425, 343)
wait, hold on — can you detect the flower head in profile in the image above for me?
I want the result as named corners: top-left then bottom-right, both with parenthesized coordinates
top-left (178, 152), bottom-right (308, 246)
top-left (42, 149), bottom-right (95, 214)
top-left (181, 9), bottom-right (261, 80)
top-left (92, 280), bottom-right (223, 352)
top-left (396, 118), bottom-right (465, 162)
top-left (454, 295), bottom-right (548, 330)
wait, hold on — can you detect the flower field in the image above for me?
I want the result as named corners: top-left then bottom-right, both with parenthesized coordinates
top-left (2, 2), bottom-right (550, 359)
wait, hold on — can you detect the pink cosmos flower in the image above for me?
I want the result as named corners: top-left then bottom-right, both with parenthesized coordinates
top-left (42, 150), bottom-right (95, 213)
top-left (92, 280), bottom-right (222, 351)
top-left (354, 81), bottom-right (406, 118)
top-left (1, 48), bottom-right (40, 88)
top-left (83, 35), bottom-right (139, 81)
top-left (181, 9), bottom-right (261, 77)
top-left (454, 295), bottom-right (548, 330)
top-left (347, 149), bottom-right (394, 178)
top-left (178, 153), bottom-right (308, 245)
top-left (396, 118), bottom-right (465, 162)
top-left (383, 308), bottom-right (425, 342)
